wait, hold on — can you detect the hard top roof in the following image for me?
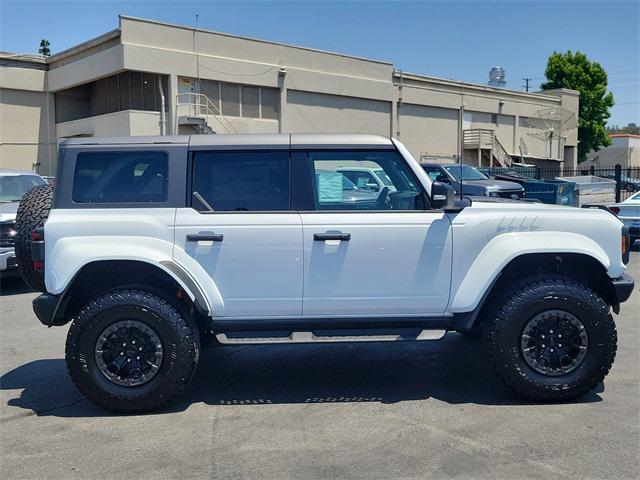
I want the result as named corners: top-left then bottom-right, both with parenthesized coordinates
top-left (60, 134), bottom-right (394, 149)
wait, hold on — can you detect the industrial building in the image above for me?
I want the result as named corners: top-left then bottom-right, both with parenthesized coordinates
top-left (585, 134), bottom-right (640, 168)
top-left (1, 15), bottom-right (579, 176)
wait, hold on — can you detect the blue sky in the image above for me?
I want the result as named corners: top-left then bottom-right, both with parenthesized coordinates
top-left (1, 0), bottom-right (638, 125)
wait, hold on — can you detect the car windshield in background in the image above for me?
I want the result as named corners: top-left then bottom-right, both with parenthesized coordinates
top-left (444, 165), bottom-right (488, 181)
top-left (0, 175), bottom-right (46, 202)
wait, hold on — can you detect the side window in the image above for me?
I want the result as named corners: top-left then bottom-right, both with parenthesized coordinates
top-left (308, 151), bottom-right (428, 211)
top-left (423, 167), bottom-right (443, 182)
top-left (72, 151), bottom-right (168, 203)
top-left (192, 151), bottom-right (290, 212)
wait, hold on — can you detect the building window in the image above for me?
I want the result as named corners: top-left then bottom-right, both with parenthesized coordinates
top-left (191, 78), bottom-right (279, 120)
top-left (241, 86), bottom-right (260, 118)
top-left (260, 87), bottom-right (279, 119)
top-left (221, 83), bottom-right (240, 117)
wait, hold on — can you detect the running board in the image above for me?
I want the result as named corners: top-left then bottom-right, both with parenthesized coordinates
top-left (215, 329), bottom-right (446, 345)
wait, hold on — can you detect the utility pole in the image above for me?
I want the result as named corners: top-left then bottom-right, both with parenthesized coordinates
top-left (523, 77), bottom-right (532, 92)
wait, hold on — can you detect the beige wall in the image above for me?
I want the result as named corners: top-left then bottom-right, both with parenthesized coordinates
top-left (0, 87), bottom-right (57, 175)
top-left (56, 110), bottom-right (161, 139)
top-left (585, 137), bottom-right (640, 168)
top-left (286, 90), bottom-right (391, 136)
top-left (398, 104), bottom-right (458, 159)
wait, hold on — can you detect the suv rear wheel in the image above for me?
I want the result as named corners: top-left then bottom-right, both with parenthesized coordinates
top-left (65, 289), bottom-right (200, 413)
top-left (485, 275), bottom-right (617, 401)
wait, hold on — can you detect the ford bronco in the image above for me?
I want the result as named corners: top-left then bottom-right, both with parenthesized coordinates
top-left (16, 134), bottom-right (634, 412)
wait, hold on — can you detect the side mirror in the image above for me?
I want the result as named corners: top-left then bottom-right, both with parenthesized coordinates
top-left (431, 181), bottom-right (460, 212)
top-left (365, 183), bottom-right (380, 192)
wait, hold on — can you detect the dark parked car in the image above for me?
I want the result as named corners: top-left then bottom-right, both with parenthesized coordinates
top-left (422, 163), bottom-right (525, 199)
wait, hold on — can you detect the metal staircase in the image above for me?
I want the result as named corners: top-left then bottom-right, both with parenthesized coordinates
top-left (463, 129), bottom-right (512, 167)
top-left (175, 92), bottom-right (238, 135)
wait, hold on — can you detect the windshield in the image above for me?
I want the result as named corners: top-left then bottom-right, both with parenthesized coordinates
top-left (443, 165), bottom-right (488, 181)
top-left (0, 175), bottom-right (46, 202)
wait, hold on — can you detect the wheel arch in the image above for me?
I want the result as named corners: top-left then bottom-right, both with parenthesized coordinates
top-left (49, 259), bottom-right (211, 326)
top-left (453, 252), bottom-right (617, 332)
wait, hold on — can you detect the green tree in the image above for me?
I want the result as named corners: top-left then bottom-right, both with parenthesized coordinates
top-left (542, 51), bottom-right (614, 162)
top-left (38, 39), bottom-right (50, 57)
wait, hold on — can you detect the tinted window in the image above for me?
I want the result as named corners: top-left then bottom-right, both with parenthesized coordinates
top-left (0, 175), bottom-right (46, 202)
top-left (73, 151), bottom-right (168, 203)
top-left (423, 166), bottom-right (444, 182)
top-left (309, 151), bottom-right (427, 211)
top-left (192, 151), bottom-right (290, 212)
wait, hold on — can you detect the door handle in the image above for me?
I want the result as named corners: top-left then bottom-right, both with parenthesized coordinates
top-left (313, 232), bottom-right (351, 241)
top-left (187, 233), bottom-right (224, 242)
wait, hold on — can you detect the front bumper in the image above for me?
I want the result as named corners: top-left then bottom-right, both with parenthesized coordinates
top-left (612, 273), bottom-right (635, 304)
top-left (0, 248), bottom-right (17, 271)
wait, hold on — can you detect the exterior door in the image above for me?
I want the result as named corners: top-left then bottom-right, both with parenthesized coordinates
top-left (300, 150), bottom-right (452, 317)
top-left (174, 150), bottom-right (303, 318)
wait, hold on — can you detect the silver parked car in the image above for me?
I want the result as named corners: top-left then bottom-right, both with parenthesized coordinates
top-left (0, 169), bottom-right (47, 276)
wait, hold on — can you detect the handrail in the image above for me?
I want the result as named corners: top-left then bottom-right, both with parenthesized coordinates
top-left (463, 128), bottom-right (511, 167)
top-left (491, 135), bottom-right (511, 168)
top-left (175, 92), bottom-right (239, 134)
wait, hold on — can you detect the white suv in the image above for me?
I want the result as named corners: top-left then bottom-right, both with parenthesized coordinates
top-left (17, 134), bottom-right (634, 412)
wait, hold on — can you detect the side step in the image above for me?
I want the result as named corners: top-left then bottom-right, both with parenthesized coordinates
top-left (215, 329), bottom-right (446, 345)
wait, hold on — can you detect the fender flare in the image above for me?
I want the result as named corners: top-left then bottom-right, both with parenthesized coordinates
top-left (45, 236), bottom-right (218, 317)
top-left (449, 231), bottom-right (611, 314)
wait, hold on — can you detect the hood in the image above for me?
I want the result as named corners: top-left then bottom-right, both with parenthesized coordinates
top-left (462, 179), bottom-right (523, 190)
top-left (0, 201), bottom-right (19, 223)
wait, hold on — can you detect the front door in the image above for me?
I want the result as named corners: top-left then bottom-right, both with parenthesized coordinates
top-left (300, 150), bottom-right (452, 317)
top-left (174, 149), bottom-right (303, 318)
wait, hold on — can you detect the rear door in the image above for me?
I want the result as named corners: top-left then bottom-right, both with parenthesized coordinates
top-left (299, 149), bottom-right (452, 317)
top-left (174, 147), bottom-right (303, 318)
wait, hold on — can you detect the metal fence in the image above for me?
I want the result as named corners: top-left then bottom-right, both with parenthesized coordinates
top-left (479, 165), bottom-right (640, 203)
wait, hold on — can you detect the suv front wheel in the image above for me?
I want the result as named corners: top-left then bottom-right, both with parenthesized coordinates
top-left (65, 289), bottom-right (200, 412)
top-left (485, 275), bottom-right (617, 401)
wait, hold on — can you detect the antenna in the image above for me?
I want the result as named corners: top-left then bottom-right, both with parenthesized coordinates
top-left (523, 107), bottom-right (577, 159)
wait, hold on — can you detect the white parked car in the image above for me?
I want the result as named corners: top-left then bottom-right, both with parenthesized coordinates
top-left (610, 191), bottom-right (640, 245)
top-left (15, 134), bottom-right (633, 412)
top-left (336, 166), bottom-right (396, 193)
top-left (0, 169), bottom-right (47, 276)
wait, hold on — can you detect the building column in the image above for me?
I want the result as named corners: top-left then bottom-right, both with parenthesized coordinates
top-left (278, 69), bottom-right (287, 133)
top-left (168, 74), bottom-right (179, 135)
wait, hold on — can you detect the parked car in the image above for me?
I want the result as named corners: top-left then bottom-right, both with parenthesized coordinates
top-left (336, 166), bottom-right (396, 193)
top-left (315, 170), bottom-right (380, 207)
top-left (421, 163), bottom-right (525, 199)
top-left (0, 169), bottom-right (47, 277)
top-left (610, 191), bottom-right (640, 245)
top-left (16, 134), bottom-right (632, 412)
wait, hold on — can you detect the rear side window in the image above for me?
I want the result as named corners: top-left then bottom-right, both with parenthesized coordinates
top-left (72, 151), bottom-right (168, 203)
top-left (192, 151), bottom-right (290, 211)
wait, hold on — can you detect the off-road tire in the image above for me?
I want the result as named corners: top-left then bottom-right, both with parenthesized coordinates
top-left (14, 184), bottom-right (54, 291)
top-left (484, 275), bottom-right (617, 402)
top-left (66, 289), bottom-right (200, 413)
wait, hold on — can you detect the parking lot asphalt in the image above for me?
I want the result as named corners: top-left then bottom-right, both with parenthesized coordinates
top-left (1, 255), bottom-right (639, 480)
